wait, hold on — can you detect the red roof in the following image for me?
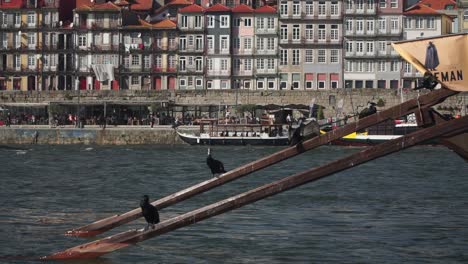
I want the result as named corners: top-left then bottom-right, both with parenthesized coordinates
top-left (418, 0), bottom-right (457, 11)
top-left (205, 3), bottom-right (230, 12)
top-left (131, 0), bottom-right (153, 10)
top-left (404, 3), bottom-right (441, 15)
top-left (167, 0), bottom-right (192, 6)
top-left (179, 4), bottom-right (204, 13)
top-left (231, 4), bottom-right (254, 13)
top-left (255, 5), bottom-right (276, 13)
top-left (152, 19), bottom-right (177, 29)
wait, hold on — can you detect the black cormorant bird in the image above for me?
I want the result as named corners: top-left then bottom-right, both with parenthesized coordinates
top-left (140, 195), bottom-right (160, 231)
top-left (288, 118), bottom-right (320, 146)
top-left (358, 102), bottom-right (377, 119)
top-left (206, 148), bottom-right (226, 177)
top-left (415, 72), bottom-right (438, 90)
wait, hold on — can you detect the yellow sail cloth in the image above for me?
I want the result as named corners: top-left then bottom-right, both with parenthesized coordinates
top-left (391, 33), bottom-right (468, 92)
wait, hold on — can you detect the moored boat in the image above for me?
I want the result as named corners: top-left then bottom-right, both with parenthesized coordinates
top-left (176, 119), bottom-right (290, 146)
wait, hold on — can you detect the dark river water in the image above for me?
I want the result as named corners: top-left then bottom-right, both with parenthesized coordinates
top-left (0, 144), bottom-right (467, 264)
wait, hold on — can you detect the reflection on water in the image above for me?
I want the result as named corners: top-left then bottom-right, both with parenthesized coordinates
top-left (1, 145), bottom-right (468, 263)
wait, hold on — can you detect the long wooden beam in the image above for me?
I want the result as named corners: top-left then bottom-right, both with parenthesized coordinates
top-left (66, 88), bottom-right (458, 237)
top-left (43, 115), bottom-right (468, 260)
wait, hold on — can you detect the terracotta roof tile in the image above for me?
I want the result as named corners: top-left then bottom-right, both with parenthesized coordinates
top-left (404, 3), bottom-right (440, 15)
top-left (131, 0), bottom-right (153, 10)
top-left (231, 4), bottom-right (254, 13)
top-left (255, 5), bottom-right (276, 13)
top-left (205, 3), bottom-right (230, 12)
top-left (152, 19), bottom-right (177, 29)
top-left (167, 0), bottom-right (192, 6)
top-left (418, 0), bottom-right (457, 11)
top-left (179, 4), bottom-right (204, 13)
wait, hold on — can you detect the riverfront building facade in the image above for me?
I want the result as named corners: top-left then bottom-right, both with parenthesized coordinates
top-left (0, 0), bottom-right (464, 91)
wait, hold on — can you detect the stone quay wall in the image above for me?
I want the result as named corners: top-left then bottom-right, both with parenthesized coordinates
top-left (0, 126), bottom-right (198, 145)
top-left (1, 89), bottom-right (466, 118)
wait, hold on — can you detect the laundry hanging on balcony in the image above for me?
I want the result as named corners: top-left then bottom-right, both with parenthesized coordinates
top-left (91, 64), bottom-right (115, 82)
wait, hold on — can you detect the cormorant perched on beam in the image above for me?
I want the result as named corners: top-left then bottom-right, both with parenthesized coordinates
top-left (140, 195), bottom-right (160, 231)
top-left (206, 148), bottom-right (226, 177)
top-left (415, 72), bottom-right (439, 90)
top-left (358, 102), bottom-right (377, 119)
top-left (289, 118), bottom-right (320, 146)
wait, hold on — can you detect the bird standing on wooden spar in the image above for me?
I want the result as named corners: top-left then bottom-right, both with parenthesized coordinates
top-left (358, 102), bottom-right (377, 119)
top-left (140, 195), bottom-right (160, 231)
top-left (206, 148), bottom-right (227, 177)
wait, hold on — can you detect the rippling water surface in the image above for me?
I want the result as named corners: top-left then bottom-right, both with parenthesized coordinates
top-left (1, 144), bottom-right (467, 264)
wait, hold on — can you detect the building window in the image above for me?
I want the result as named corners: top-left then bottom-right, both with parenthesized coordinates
top-left (196, 78), bottom-right (202, 86)
top-left (390, 60), bottom-right (399, 72)
top-left (267, 17), bottom-right (275, 29)
top-left (181, 15), bottom-right (188, 28)
top-left (293, 1), bottom-right (300, 15)
top-left (257, 58), bottom-right (264, 70)
top-left (244, 18), bottom-right (252, 27)
top-left (27, 12), bottom-right (36, 25)
top-left (345, 19), bottom-right (353, 31)
top-left (379, 0), bottom-right (386, 8)
top-left (292, 25), bottom-right (300, 40)
top-left (390, 0), bottom-right (397, 8)
top-left (256, 17), bottom-right (264, 29)
top-left (331, 1), bottom-right (338, 15)
top-left (427, 18), bottom-right (435, 29)
top-left (366, 42), bottom-right (374, 54)
top-left (280, 25), bottom-right (288, 40)
top-left (28, 54), bottom-right (36, 67)
top-left (330, 49), bottom-right (339, 63)
top-left (356, 19), bottom-right (364, 33)
top-left (267, 38), bottom-right (275, 50)
top-left (244, 37), bottom-right (252, 50)
top-left (306, 1), bottom-right (314, 15)
top-left (220, 35), bottom-right (229, 51)
top-left (280, 2), bottom-right (288, 15)
top-left (292, 49), bottom-right (300, 65)
top-left (305, 49), bottom-right (313, 63)
top-left (221, 59), bottom-right (228, 71)
top-left (356, 42), bottom-right (363, 53)
top-left (318, 25), bottom-right (326, 40)
top-left (207, 16), bottom-right (215, 28)
top-left (404, 62), bottom-right (411, 73)
top-left (404, 17), bottom-right (412, 29)
top-left (267, 59), bottom-right (275, 70)
top-left (268, 81), bottom-right (275, 89)
top-left (378, 61), bottom-right (386, 72)
top-left (206, 59), bottom-right (212, 71)
top-left (27, 33), bottom-right (36, 45)
top-left (331, 25), bottom-right (339, 40)
top-left (378, 41), bottom-right (386, 53)
top-left (207, 81), bottom-right (213, 89)
top-left (244, 59), bottom-right (252, 71)
top-left (257, 81), bottom-right (264, 89)
top-left (318, 49), bottom-right (326, 63)
top-left (356, 0), bottom-right (364, 10)
top-left (367, 0), bottom-right (375, 9)
top-left (378, 18), bottom-right (386, 31)
top-left (280, 49), bottom-right (288, 65)
top-left (244, 81), bottom-right (251, 89)
top-left (464, 10), bottom-right (468, 20)
top-left (131, 76), bottom-right (139, 85)
top-left (305, 25), bottom-right (314, 40)
top-left (415, 17), bottom-right (423, 29)
top-left (256, 37), bottom-right (264, 50)
top-left (220, 16), bottom-right (229, 28)
top-left (391, 18), bottom-right (399, 31)
top-left (367, 20), bottom-right (374, 32)
top-left (318, 1), bottom-right (326, 15)
top-left (195, 15), bottom-right (202, 28)
top-left (346, 41), bottom-right (353, 53)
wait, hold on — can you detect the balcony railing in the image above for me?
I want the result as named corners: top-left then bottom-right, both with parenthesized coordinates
top-left (179, 46), bottom-right (204, 53)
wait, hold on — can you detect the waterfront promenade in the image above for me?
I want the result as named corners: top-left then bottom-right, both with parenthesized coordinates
top-left (0, 125), bottom-right (197, 145)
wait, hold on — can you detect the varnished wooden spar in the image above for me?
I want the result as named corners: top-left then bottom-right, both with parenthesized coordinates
top-left (66, 88), bottom-right (458, 237)
top-left (44, 116), bottom-right (468, 260)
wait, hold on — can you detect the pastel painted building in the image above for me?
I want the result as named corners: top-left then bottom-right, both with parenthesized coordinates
top-left (177, 4), bottom-right (205, 90)
top-left (279, 0), bottom-right (342, 90)
top-left (0, 0), bottom-right (72, 91)
top-left (401, 2), bottom-right (453, 88)
top-left (204, 4), bottom-right (231, 89)
top-left (344, 0), bottom-right (404, 89)
top-left (231, 4), bottom-right (254, 89)
top-left (253, 5), bottom-right (278, 90)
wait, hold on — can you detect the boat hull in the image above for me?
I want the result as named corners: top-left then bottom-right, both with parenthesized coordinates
top-left (177, 132), bottom-right (289, 146)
